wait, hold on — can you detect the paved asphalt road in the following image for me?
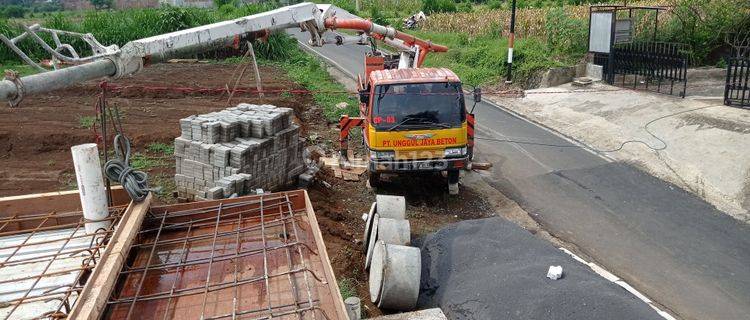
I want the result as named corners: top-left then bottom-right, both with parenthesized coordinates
top-left (288, 30), bottom-right (750, 320)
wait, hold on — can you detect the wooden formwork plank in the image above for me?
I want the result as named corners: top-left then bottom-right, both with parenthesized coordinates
top-left (67, 193), bottom-right (153, 320)
top-left (0, 186), bottom-right (130, 218)
top-left (303, 190), bottom-right (350, 320)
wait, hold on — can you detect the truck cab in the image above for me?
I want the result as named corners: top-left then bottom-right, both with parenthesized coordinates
top-left (339, 56), bottom-right (475, 194)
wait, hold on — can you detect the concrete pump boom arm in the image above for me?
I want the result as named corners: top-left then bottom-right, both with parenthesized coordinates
top-left (0, 2), bottom-right (447, 105)
top-left (0, 3), bottom-right (328, 105)
top-left (323, 17), bottom-right (448, 67)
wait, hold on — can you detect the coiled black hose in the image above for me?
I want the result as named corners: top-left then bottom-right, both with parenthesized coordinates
top-left (104, 134), bottom-right (151, 202)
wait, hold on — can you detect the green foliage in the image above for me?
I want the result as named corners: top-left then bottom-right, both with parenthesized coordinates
top-left (338, 278), bottom-right (356, 299)
top-left (456, 1), bottom-right (473, 13)
top-left (77, 115), bottom-right (97, 129)
top-left (150, 172), bottom-right (177, 203)
top-left (233, 2), bottom-right (278, 17)
top-left (89, 0), bottom-right (113, 10)
top-left (1, 5), bottom-right (26, 18)
top-left (212, 0), bottom-right (235, 8)
top-left (0, 62), bottom-right (40, 78)
top-left (31, 1), bottom-right (63, 13)
top-left (130, 153), bottom-right (167, 170)
top-left (218, 4), bottom-right (237, 16)
top-left (368, 7), bottom-right (389, 26)
top-left (253, 32), bottom-right (297, 61)
top-left (147, 142), bottom-right (174, 155)
top-left (487, 0), bottom-right (502, 10)
top-left (662, 0), bottom-right (749, 65)
top-left (544, 6), bottom-right (586, 58)
top-left (410, 30), bottom-right (570, 87)
top-left (422, 0), bottom-right (457, 14)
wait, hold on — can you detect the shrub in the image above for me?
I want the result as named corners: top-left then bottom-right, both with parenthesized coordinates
top-left (487, 0), bottom-right (502, 9)
top-left (253, 32), bottom-right (297, 61)
top-left (422, 0), bottom-right (456, 14)
top-left (2, 5), bottom-right (27, 18)
top-left (457, 2), bottom-right (473, 13)
top-left (662, 0), bottom-right (750, 65)
top-left (544, 6), bottom-right (586, 57)
top-left (212, 0), bottom-right (235, 8)
top-left (89, 0), bottom-right (113, 10)
top-left (218, 3), bottom-right (236, 16)
top-left (368, 7), bottom-right (389, 26)
top-left (32, 1), bottom-right (63, 13)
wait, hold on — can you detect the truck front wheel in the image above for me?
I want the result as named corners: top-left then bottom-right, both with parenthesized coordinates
top-left (447, 169), bottom-right (460, 195)
top-left (368, 171), bottom-right (381, 189)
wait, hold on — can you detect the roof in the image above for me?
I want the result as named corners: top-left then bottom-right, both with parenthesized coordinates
top-left (369, 68), bottom-right (461, 84)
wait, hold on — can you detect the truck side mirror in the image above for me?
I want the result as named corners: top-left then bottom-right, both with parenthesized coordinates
top-left (473, 87), bottom-right (482, 103)
top-left (359, 90), bottom-right (369, 104)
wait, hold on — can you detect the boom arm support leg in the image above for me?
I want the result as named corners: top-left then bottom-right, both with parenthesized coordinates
top-left (338, 115), bottom-right (366, 160)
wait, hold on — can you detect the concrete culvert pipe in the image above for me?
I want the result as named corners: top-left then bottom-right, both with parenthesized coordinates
top-left (369, 240), bottom-right (421, 311)
top-left (363, 202), bottom-right (377, 250)
top-left (365, 213), bottom-right (380, 270)
top-left (377, 217), bottom-right (411, 245)
top-left (376, 195), bottom-right (406, 220)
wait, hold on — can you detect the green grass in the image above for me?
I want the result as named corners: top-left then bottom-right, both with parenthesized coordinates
top-left (130, 153), bottom-right (167, 171)
top-left (150, 172), bottom-right (177, 203)
top-left (0, 64), bottom-right (40, 77)
top-left (338, 278), bottom-right (357, 300)
top-left (146, 142), bottom-right (174, 155)
top-left (77, 115), bottom-right (97, 129)
top-left (409, 30), bottom-right (583, 87)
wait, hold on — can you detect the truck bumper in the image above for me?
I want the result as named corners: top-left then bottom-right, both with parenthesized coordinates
top-left (369, 157), bottom-right (469, 173)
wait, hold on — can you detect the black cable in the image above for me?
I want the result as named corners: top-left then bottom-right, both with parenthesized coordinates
top-left (475, 106), bottom-right (717, 153)
top-left (104, 134), bottom-right (151, 202)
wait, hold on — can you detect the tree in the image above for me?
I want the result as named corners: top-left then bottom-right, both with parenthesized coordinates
top-left (89, 0), bottom-right (113, 9)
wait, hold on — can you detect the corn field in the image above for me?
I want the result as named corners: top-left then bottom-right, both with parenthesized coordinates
top-left (420, 1), bottom-right (669, 38)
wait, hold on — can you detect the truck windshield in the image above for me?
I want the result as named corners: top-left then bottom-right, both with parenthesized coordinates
top-left (372, 82), bottom-right (465, 131)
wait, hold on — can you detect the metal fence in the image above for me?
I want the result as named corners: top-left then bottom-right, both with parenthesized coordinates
top-left (608, 42), bottom-right (689, 97)
top-left (724, 47), bottom-right (750, 109)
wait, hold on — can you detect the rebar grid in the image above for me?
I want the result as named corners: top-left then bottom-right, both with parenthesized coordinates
top-left (0, 207), bottom-right (125, 319)
top-left (106, 195), bottom-right (330, 319)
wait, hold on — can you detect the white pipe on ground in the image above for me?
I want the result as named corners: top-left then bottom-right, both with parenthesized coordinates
top-left (71, 143), bottom-right (109, 234)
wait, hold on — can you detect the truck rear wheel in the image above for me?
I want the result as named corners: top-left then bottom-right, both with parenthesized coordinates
top-left (447, 170), bottom-right (460, 184)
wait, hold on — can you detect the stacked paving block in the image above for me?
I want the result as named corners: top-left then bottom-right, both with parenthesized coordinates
top-left (174, 103), bottom-right (305, 200)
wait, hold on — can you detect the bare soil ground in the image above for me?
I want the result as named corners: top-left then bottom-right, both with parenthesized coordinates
top-left (0, 62), bottom-right (505, 316)
top-left (0, 63), bottom-right (309, 199)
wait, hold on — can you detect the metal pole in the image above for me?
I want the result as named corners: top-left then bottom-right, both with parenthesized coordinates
top-left (505, 0), bottom-right (517, 83)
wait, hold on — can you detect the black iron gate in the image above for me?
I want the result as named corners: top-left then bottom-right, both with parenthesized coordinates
top-left (724, 47), bottom-right (750, 108)
top-left (606, 42), bottom-right (689, 97)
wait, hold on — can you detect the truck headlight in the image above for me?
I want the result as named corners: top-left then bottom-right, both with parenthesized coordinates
top-left (444, 147), bottom-right (467, 157)
top-left (370, 150), bottom-right (395, 160)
